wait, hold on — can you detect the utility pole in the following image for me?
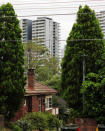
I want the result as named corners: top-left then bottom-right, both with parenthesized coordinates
top-left (82, 53), bottom-right (86, 113)
top-left (27, 50), bottom-right (30, 69)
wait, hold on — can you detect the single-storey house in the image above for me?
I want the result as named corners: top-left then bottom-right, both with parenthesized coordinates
top-left (13, 69), bottom-right (58, 121)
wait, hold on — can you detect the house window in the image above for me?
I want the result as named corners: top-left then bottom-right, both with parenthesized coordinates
top-left (24, 99), bottom-right (26, 107)
top-left (45, 96), bottom-right (52, 109)
top-left (49, 98), bottom-right (52, 108)
top-left (39, 98), bottom-right (42, 112)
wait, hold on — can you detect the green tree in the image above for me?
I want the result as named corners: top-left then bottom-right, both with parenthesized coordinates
top-left (24, 41), bottom-right (49, 70)
top-left (36, 57), bottom-right (60, 82)
top-left (18, 112), bottom-right (61, 131)
top-left (61, 5), bottom-right (104, 113)
top-left (0, 3), bottom-right (26, 120)
top-left (45, 74), bottom-right (61, 90)
top-left (82, 73), bottom-right (105, 123)
top-left (24, 41), bottom-right (60, 82)
top-left (82, 52), bottom-right (105, 123)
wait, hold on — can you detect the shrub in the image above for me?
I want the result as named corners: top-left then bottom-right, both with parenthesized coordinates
top-left (68, 108), bottom-right (80, 123)
top-left (17, 119), bottom-right (31, 131)
top-left (45, 112), bottom-right (61, 130)
top-left (18, 112), bottom-right (61, 131)
top-left (21, 112), bottom-right (48, 131)
top-left (5, 122), bottom-right (22, 131)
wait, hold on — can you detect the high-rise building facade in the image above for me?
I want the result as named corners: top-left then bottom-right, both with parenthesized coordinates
top-left (32, 17), bottom-right (60, 58)
top-left (96, 11), bottom-right (105, 37)
top-left (20, 19), bottom-right (32, 43)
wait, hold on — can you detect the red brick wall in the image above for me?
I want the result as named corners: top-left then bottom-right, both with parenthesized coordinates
top-left (75, 118), bottom-right (97, 131)
top-left (12, 102), bottom-right (25, 121)
top-left (13, 95), bottom-right (46, 121)
top-left (32, 96), bottom-right (39, 112)
top-left (32, 95), bottom-right (45, 112)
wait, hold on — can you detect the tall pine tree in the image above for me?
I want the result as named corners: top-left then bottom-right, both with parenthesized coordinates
top-left (61, 5), bottom-right (104, 113)
top-left (0, 3), bottom-right (25, 120)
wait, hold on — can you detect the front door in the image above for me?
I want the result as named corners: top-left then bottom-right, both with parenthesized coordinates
top-left (27, 96), bottom-right (32, 112)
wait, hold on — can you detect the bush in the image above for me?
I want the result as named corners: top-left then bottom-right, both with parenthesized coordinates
top-left (45, 112), bottom-right (61, 130)
top-left (21, 112), bottom-right (48, 131)
top-left (17, 119), bottom-right (31, 131)
top-left (5, 122), bottom-right (22, 131)
top-left (69, 108), bottom-right (80, 123)
top-left (11, 124), bottom-right (22, 131)
top-left (18, 112), bottom-right (61, 131)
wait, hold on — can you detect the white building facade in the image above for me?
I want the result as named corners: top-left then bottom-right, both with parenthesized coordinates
top-left (96, 11), bottom-right (105, 38)
top-left (32, 17), bottom-right (60, 58)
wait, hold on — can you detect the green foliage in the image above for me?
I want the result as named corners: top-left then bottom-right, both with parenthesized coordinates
top-left (5, 122), bottom-right (22, 131)
top-left (18, 112), bottom-right (61, 131)
top-left (10, 124), bottom-right (22, 131)
top-left (81, 45), bottom-right (105, 123)
top-left (36, 57), bottom-right (60, 82)
top-left (61, 5), bottom-right (104, 114)
top-left (52, 95), bottom-right (60, 107)
top-left (82, 72), bottom-right (105, 124)
top-left (45, 112), bottom-right (61, 130)
top-left (24, 41), bottom-right (60, 82)
top-left (69, 108), bottom-right (80, 123)
top-left (45, 74), bottom-right (61, 90)
top-left (52, 95), bottom-right (67, 123)
top-left (0, 3), bottom-right (26, 120)
top-left (24, 41), bottom-right (49, 69)
top-left (17, 120), bottom-right (31, 131)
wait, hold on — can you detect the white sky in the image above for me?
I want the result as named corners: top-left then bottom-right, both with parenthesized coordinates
top-left (1, 0), bottom-right (105, 49)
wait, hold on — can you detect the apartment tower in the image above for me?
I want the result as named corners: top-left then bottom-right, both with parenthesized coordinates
top-left (32, 17), bottom-right (60, 58)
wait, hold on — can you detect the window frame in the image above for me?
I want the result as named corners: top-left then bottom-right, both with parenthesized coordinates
top-left (45, 96), bottom-right (52, 110)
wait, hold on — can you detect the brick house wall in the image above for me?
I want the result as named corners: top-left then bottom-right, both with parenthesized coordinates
top-left (13, 101), bottom-right (25, 121)
top-left (31, 95), bottom-right (45, 112)
top-left (13, 95), bottom-right (46, 121)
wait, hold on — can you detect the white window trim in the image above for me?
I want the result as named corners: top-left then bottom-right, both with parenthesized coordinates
top-left (24, 99), bottom-right (26, 107)
top-left (45, 95), bottom-right (52, 110)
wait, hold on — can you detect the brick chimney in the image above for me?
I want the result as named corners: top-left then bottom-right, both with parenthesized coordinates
top-left (28, 69), bottom-right (35, 89)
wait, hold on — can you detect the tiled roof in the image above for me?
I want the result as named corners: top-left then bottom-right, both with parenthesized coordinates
top-left (24, 80), bottom-right (57, 96)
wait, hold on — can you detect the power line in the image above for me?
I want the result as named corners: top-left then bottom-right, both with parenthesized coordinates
top-left (0, 39), bottom-right (105, 43)
top-left (12, 4), bottom-right (105, 11)
top-left (1, 4), bottom-right (105, 11)
top-left (0, 11), bottom-right (101, 18)
top-left (11, 0), bottom-right (105, 6)
top-left (12, 1), bottom-right (85, 5)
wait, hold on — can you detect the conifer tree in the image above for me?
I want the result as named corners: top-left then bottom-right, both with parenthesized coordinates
top-left (0, 3), bottom-right (25, 120)
top-left (61, 5), bottom-right (104, 113)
